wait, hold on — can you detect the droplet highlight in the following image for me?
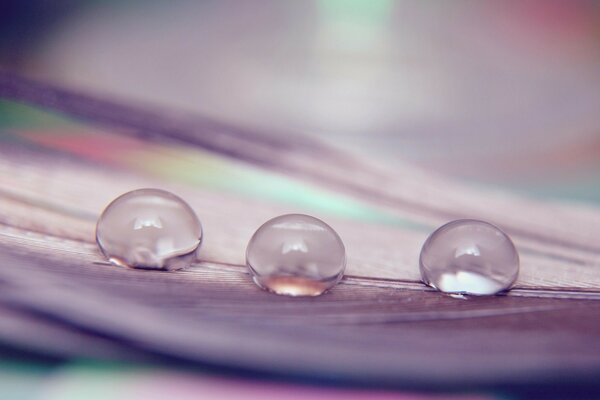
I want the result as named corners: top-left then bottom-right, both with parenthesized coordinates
top-left (246, 214), bottom-right (346, 296)
top-left (419, 219), bottom-right (519, 296)
top-left (96, 188), bottom-right (202, 270)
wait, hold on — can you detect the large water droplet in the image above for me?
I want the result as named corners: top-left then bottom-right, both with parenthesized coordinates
top-left (246, 214), bottom-right (346, 296)
top-left (419, 219), bottom-right (519, 295)
top-left (96, 188), bottom-right (202, 270)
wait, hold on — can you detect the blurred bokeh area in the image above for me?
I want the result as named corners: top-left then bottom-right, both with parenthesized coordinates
top-left (1, 2), bottom-right (600, 399)
top-left (2, 0), bottom-right (599, 203)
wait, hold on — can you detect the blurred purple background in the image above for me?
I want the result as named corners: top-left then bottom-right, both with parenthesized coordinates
top-left (1, 2), bottom-right (600, 398)
top-left (2, 0), bottom-right (600, 202)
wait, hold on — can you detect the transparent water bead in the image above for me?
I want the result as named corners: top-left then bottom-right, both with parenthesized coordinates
top-left (246, 214), bottom-right (346, 296)
top-left (419, 219), bottom-right (519, 296)
top-left (96, 189), bottom-right (202, 270)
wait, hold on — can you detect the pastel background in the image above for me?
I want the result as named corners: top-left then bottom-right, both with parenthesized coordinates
top-left (1, 1), bottom-right (599, 398)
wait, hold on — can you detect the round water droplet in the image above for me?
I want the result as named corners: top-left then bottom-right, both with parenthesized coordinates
top-left (246, 214), bottom-right (346, 296)
top-left (96, 188), bottom-right (202, 270)
top-left (419, 219), bottom-right (519, 296)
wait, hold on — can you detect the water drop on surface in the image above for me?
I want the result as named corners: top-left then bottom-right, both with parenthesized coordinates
top-left (419, 219), bottom-right (519, 296)
top-left (246, 214), bottom-right (346, 296)
top-left (96, 188), bottom-right (202, 270)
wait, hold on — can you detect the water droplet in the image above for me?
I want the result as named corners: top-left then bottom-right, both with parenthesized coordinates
top-left (419, 219), bottom-right (519, 295)
top-left (96, 189), bottom-right (202, 270)
top-left (246, 214), bottom-right (346, 296)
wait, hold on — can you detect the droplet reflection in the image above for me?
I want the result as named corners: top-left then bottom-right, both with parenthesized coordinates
top-left (419, 219), bottom-right (519, 296)
top-left (96, 188), bottom-right (202, 270)
top-left (246, 214), bottom-right (346, 296)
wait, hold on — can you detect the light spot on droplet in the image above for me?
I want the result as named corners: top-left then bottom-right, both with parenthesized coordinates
top-left (454, 244), bottom-right (480, 258)
top-left (281, 240), bottom-right (309, 254)
top-left (133, 216), bottom-right (164, 230)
